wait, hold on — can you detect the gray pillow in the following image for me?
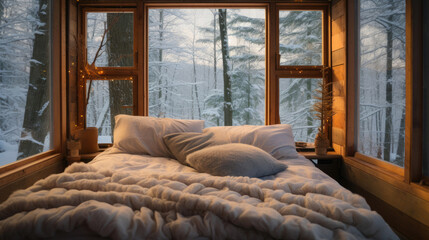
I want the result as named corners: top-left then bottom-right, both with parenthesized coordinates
top-left (186, 143), bottom-right (287, 177)
top-left (163, 132), bottom-right (226, 165)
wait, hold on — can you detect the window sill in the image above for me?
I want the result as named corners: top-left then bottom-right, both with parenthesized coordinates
top-left (343, 156), bottom-right (429, 202)
top-left (0, 153), bottom-right (64, 188)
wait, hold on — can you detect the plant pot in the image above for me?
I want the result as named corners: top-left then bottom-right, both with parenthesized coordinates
top-left (67, 139), bottom-right (81, 157)
top-left (79, 127), bottom-right (99, 154)
top-left (314, 131), bottom-right (329, 155)
top-left (315, 147), bottom-right (327, 155)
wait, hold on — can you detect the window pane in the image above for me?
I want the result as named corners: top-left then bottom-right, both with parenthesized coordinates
top-left (279, 78), bottom-right (321, 142)
top-left (359, 0), bottom-right (406, 167)
top-left (148, 9), bottom-right (265, 126)
top-left (86, 80), bottom-right (133, 143)
top-left (279, 10), bottom-right (322, 66)
top-left (86, 12), bottom-right (134, 67)
top-left (0, 0), bottom-right (52, 166)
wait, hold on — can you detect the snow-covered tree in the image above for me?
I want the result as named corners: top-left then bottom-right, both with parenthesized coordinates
top-left (18, 0), bottom-right (51, 160)
top-left (228, 11), bottom-right (265, 125)
top-left (147, 9), bottom-right (265, 127)
top-left (0, 0), bottom-right (46, 164)
top-left (359, 0), bottom-right (405, 166)
top-left (148, 9), bottom-right (188, 118)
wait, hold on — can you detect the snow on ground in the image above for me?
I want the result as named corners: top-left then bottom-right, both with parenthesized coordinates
top-left (0, 141), bottom-right (18, 167)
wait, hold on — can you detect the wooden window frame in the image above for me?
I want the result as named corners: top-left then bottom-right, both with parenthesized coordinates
top-left (275, 4), bottom-right (330, 72)
top-left (74, 1), bottom-right (332, 130)
top-left (346, 0), bottom-right (425, 186)
top-left (77, 6), bottom-right (140, 128)
top-left (0, 0), bottom-right (66, 184)
top-left (272, 3), bottom-right (331, 136)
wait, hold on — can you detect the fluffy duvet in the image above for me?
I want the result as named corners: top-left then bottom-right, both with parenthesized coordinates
top-left (0, 153), bottom-right (397, 240)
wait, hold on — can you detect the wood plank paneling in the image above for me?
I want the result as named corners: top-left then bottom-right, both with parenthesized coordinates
top-left (332, 127), bottom-right (345, 146)
top-left (333, 111), bottom-right (345, 129)
top-left (332, 0), bottom-right (345, 20)
top-left (0, 161), bottom-right (64, 203)
top-left (332, 16), bottom-right (345, 51)
top-left (333, 96), bottom-right (345, 113)
top-left (342, 158), bottom-right (429, 238)
top-left (331, 0), bottom-right (346, 153)
top-left (332, 49), bottom-right (345, 67)
top-left (332, 65), bottom-right (345, 96)
top-left (344, 178), bottom-right (429, 240)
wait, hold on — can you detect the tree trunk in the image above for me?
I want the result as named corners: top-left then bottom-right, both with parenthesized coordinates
top-left (157, 10), bottom-right (164, 117)
top-left (246, 49), bottom-right (251, 124)
top-left (218, 9), bottom-right (232, 126)
top-left (213, 10), bottom-right (217, 90)
top-left (306, 79), bottom-right (313, 140)
top-left (18, 0), bottom-right (50, 160)
top-left (212, 10), bottom-right (220, 126)
top-left (192, 17), bottom-right (201, 119)
top-left (395, 108), bottom-right (405, 165)
top-left (107, 13), bottom-right (133, 137)
top-left (383, 3), bottom-right (394, 161)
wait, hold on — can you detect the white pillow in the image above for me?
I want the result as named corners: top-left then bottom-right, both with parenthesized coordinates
top-left (112, 115), bottom-right (204, 157)
top-left (163, 132), bottom-right (227, 165)
top-left (186, 143), bottom-right (287, 177)
top-left (203, 124), bottom-right (298, 159)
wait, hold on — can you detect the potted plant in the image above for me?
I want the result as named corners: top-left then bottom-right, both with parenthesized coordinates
top-left (312, 67), bottom-right (335, 155)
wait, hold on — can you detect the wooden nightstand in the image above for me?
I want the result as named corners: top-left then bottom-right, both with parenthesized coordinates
top-left (299, 151), bottom-right (342, 181)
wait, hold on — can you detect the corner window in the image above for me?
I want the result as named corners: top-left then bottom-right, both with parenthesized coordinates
top-left (358, 0), bottom-right (406, 167)
top-left (0, 0), bottom-right (53, 166)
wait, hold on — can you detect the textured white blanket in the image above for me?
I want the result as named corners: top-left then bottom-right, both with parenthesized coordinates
top-left (0, 153), bottom-right (397, 240)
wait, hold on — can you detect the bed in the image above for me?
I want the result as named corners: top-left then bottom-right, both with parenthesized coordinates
top-left (0, 115), bottom-right (398, 239)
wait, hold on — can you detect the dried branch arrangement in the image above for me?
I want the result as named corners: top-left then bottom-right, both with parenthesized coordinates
top-left (312, 67), bottom-right (335, 154)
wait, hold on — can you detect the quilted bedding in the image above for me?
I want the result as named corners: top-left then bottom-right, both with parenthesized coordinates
top-left (0, 150), bottom-right (397, 239)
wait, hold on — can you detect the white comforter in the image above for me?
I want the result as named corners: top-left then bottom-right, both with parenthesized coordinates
top-left (0, 149), bottom-right (397, 239)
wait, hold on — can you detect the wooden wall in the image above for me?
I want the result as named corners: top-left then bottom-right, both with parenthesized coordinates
top-left (331, 0), bottom-right (346, 155)
top-left (0, 160), bottom-right (64, 203)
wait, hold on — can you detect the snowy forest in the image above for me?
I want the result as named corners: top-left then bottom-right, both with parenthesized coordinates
top-left (359, 0), bottom-right (406, 166)
top-left (147, 9), bottom-right (324, 144)
top-left (0, 0), bottom-right (51, 166)
top-left (0, 1), bottom-right (407, 167)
